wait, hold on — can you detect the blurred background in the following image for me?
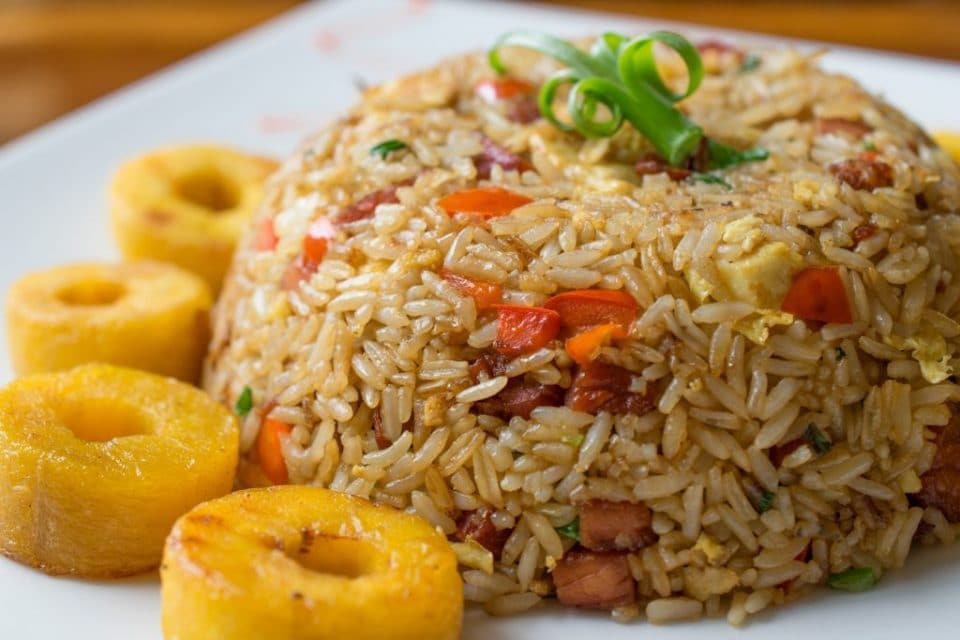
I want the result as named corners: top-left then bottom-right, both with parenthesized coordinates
top-left (1, 0), bottom-right (958, 145)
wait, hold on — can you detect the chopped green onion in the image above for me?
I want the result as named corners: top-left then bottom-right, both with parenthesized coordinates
top-left (706, 139), bottom-right (769, 170)
top-left (757, 490), bottom-right (776, 513)
top-left (370, 139), bottom-right (408, 159)
top-left (693, 173), bottom-right (732, 189)
top-left (556, 518), bottom-right (580, 542)
top-left (862, 140), bottom-right (877, 151)
top-left (803, 424), bottom-right (832, 455)
top-left (234, 386), bottom-right (254, 417)
top-left (739, 53), bottom-right (761, 73)
top-left (489, 30), bottom-right (770, 169)
top-left (827, 567), bottom-right (877, 592)
top-left (490, 30), bottom-right (704, 165)
top-left (562, 433), bottom-right (586, 448)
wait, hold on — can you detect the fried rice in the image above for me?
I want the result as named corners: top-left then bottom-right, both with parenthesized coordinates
top-left (204, 39), bottom-right (960, 623)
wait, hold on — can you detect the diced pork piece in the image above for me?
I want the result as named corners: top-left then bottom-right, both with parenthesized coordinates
top-left (475, 379), bottom-right (564, 420)
top-left (579, 500), bottom-right (657, 552)
top-left (829, 157), bottom-right (894, 191)
top-left (566, 362), bottom-right (656, 416)
top-left (473, 137), bottom-right (532, 179)
top-left (453, 508), bottom-right (511, 557)
top-left (553, 551), bottom-right (636, 610)
top-left (918, 416), bottom-right (960, 522)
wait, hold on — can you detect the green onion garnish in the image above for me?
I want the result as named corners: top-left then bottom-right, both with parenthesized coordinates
top-left (489, 31), bottom-right (769, 170)
top-left (692, 173), bottom-right (732, 189)
top-left (827, 567), bottom-right (877, 592)
top-left (489, 30), bottom-right (704, 165)
top-left (862, 140), bottom-right (877, 151)
top-left (739, 53), bottom-right (761, 73)
top-left (757, 490), bottom-right (776, 513)
top-left (803, 424), bottom-right (832, 455)
top-left (556, 518), bottom-right (580, 542)
top-left (705, 139), bottom-right (769, 170)
top-left (235, 386), bottom-right (253, 417)
top-left (835, 346), bottom-right (846, 361)
top-left (370, 139), bottom-right (408, 159)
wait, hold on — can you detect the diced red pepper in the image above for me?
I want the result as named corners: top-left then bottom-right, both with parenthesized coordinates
top-left (543, 289), bottom-right (639, 332)
top-left (257, 417), bottom-right (291, 485)
top-left (303, 216), bottom-right (335, 268)
top-left (438, 186), bottom-right (533, 219)
top-left (566, 362), bottom-right (655, 416)
top-left (440, 269), bottom-right (502, 310)
top-left (780, 266), bottom-right (853, 324)
top-left (255, 218), bottom-right (278, 251)
top-left (475, 77), bottom-right (535, 102)
top-left (492, 304), bottom-right (560, 357)
top-left (564, 323), bottom-right (627, 367)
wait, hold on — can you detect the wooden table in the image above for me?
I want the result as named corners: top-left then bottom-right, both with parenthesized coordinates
top-left (2, 0), bottom-right (958, 145)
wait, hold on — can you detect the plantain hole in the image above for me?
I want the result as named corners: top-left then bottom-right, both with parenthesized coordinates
top-left (174, 167), bottom-right (240, 212)
top-left (57, 398), bottom-right (153, 442)
top-left (289, 533), bottom-right (374, 579)
top-left (56, 279), bottom-right (126, 307)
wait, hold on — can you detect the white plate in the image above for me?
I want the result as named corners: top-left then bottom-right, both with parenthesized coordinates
top-left (1, 0), bottom-right (959, 637)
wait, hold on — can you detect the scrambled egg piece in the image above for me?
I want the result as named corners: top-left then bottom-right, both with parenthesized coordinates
top-left (888, 327), bottom-right (954, 384)
top-left (693, 533), bottom-right (726, 566)
top-left (717, 242), bottom-right (802, 310)
top-left (684, 213), bottom-right (802, 311)
top-left (734, 310), bottom-right (795, 345)
top-left (686, 241), bottom-right (801, 311)
top-left (898, 469), bottom-right (923, 494)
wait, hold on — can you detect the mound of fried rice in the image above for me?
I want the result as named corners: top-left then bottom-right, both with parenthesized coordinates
top-left (205, 40), bottom-right (960, 623)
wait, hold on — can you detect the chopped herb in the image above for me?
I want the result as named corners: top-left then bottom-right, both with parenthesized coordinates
top-left (803, 423), bottom-right (832, 455)
top-left (234, 386), bottom-right (254, 417)
top-left (827, 567), bottom-right (877, 592)
top-left (757, 490), bottom-right (776, 514)
top-left (739, 53), bottom-right (761, 73)
top-left (862, 140), bottom-right (877, 151)
top-left (706, 139), bottom-right (770, 170)
top-left (692, 173), bottom-right (733, 189)
top-left (835, 346), bottom-right (846, 361)
top-left (562, 433), bottom-right (586, 448)
top-left (370, 139), bottom-right (408, 159)
top-left (556, 518), bottom-right (580, 542)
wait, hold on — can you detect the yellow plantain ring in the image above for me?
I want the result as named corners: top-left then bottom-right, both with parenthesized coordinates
top-left (0, 364), bottom-right (238, 577)
top-left (161, 486), bottom-right (463, 640)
